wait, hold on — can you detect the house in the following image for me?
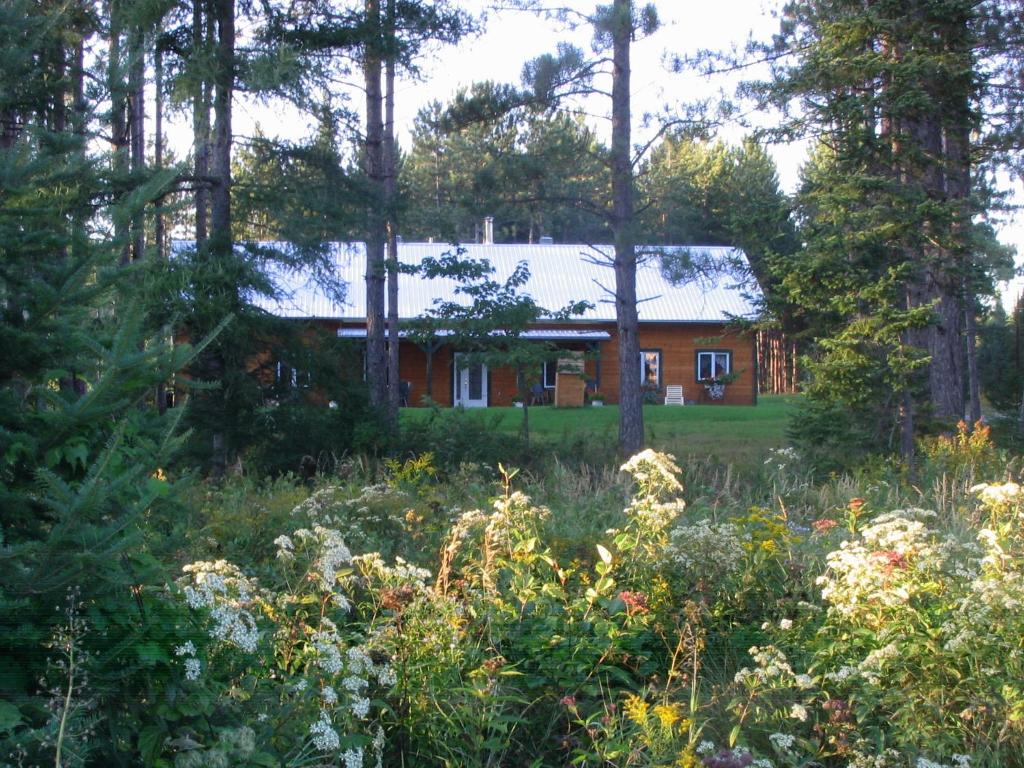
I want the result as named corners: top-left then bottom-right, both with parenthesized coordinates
top-left (249, 240), bottom-right (762, 407)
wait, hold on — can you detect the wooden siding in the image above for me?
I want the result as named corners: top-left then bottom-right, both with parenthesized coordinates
top-left (232, 321), bottom-right (758, 408)
top-left (396, 323), bottom-right (756, 407)
top-left (595, 323), bottom-right (757, 406)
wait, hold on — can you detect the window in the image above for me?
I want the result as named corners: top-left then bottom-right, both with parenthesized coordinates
top-left (275, 361), bottom-right (311, 392)
top-left (542, 359), bottom-right (558, 389)
top-left (276, 361), bottom-right (298, 390)
top-left (640, 350), bottom-right (661, 388)
top-left (697, 350), bottom-right (731, 381)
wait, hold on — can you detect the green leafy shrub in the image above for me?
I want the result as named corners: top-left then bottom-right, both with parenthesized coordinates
top-left (244, 394), bottom-right (384, 477)
top-left (399, 406), bottom-right (526, 470)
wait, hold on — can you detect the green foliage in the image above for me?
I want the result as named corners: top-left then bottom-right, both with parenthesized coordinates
top-left (639, 135), bottom-right (797, 282)
top-left (403, 86), bottom-right (609, 244)
top-left (977, 300), bottom-right (1024, 414)
top-left (400, 403), bottom-right (527, 469)
top-left (752, 0), bottom-right (1013, 461)
top-left (0, 149), bottom-right (198, 768)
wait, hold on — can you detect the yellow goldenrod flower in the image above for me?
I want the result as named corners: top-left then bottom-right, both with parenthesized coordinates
top-left (623, 694), bottom-right (649, 727)
top-left (652, 703), bottom-right (680, 730)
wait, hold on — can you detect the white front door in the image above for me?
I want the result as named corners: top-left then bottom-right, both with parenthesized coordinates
top-left (454, 355), bottom-right (488, 407)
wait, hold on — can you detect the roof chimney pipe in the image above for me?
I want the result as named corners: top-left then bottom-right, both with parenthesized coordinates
top-left (483, 216), bottom-right (494, 245)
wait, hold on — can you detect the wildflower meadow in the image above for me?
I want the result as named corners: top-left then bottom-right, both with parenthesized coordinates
top-left (7, 421), bottom-right (1024, 767)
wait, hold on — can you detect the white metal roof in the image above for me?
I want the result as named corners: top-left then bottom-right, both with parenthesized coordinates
top-left (185, 241), bottom-right (760, 323)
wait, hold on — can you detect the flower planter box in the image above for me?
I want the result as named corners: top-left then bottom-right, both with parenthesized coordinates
top-left (703, 383), bottom-right (726, 401)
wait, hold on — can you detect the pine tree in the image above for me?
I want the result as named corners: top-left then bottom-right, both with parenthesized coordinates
top-left (756, 0), bottom-right (1011, 467)
top-left (0, 2), bottom-right (199, 759)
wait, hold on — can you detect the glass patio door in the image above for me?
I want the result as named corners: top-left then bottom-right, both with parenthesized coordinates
top-left (454, 355), bottom-right (487, 408)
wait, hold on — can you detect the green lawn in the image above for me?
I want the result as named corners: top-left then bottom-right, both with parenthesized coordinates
top-left (404, 395), bottom-right (799, 470)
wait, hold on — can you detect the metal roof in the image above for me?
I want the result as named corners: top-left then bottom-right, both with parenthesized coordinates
top-left (184, 241), bottom-right (760, 323)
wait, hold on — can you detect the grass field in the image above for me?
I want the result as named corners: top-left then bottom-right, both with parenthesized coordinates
top-left (404, 395), bottom-right (798, 471)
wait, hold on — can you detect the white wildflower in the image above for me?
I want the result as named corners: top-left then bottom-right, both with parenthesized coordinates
top-left (184, 657), bottom-right (201, 681)
top-left (667, 520), bottom-right (746, 582)
top-left (333, 592), bottom-right (352, 611)
top-left (779, 618), bottom-right (793, 630)
top-left (343, 674), bottom-right (368, 693)
top-left (316, 526), bottom-right (353, 589)
top-left (314, 631), bottom-right (345, 674)
top-left (175, 641), bottom-right (196, 656)
top-left (347, 647), bottom-right (372, 675)
top-left (179, 560), bottom-right (259, 652)
top-left (696, 740), bottom-right (716, 756)
top-left (350, 696), bottom-right (370, 719)
top-left (394, 557), bottom-right (432, 583)
top-left (273, 534), bottom-right (295, 560)
top-left (972, 482), bottom-right (1022, 509)
top-left (826, 665), bottom-right (859, 682)
top-left (375, 664), bottom-right (397, 687)
top-left (309, 712), bottom-right (340, 752)
top-left (342, 747), bottom-right (364, 768)
top-left (769, 732), bottom-right (795, 752)
top-left (789, 703), bottom-right (808, 721)
top-left (322, 685), bottom-right (338, 705)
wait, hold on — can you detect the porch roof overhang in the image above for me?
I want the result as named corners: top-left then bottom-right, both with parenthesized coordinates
top-left (336, 328), bottom-right (611, 341)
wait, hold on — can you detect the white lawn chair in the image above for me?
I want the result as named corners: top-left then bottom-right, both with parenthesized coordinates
top-left (664, 384), bottom-right (685, 405)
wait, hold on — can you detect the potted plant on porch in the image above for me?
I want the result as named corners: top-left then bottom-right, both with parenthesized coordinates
top-left (589, 391), bottom-right (606, 407)
top-left (701, 372), bottom-right (739, 401)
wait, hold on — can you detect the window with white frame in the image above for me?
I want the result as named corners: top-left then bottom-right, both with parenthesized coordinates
top-left (275, 361), bottom-right (311, 390)
top-left (696, 350), bottom-right (731, 381)
top-left (640, 350), bottom-right (661, 388)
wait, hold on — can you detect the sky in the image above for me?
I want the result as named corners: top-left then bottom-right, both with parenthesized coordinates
top-left (223, 0), bottom-right (1023, 299)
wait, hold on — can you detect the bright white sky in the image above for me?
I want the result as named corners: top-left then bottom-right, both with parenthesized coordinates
top-left (222, 0), bottom-right (1023, 298)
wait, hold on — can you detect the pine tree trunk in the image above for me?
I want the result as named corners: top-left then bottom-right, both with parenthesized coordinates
top-left (209, 0), bottom-right (235, 475)
top-left (922, 111), bottom-right (963, 422)
top-left (210, 0), bottom-right (232, 250)
top-left (193, 0), bottom-right (210, 245)
top-left (155, 27), bottom-right (168, 414)
top-left (364, 0), bottom-right (388, 411)
top-left (901, 385), bottom-right (917, 478)
top-left (109, 0), bottom-right (130, 265)
top-left (384, 0), bottom-right (400, 427)
top-left (129, 25), bottom-right (146, 263)
top-left (611, 0), bottom-right (642, 456)
top-left (945, 60), bottom-right (976, 424)
top-left (965, 298), bottom-right (982, 424)
top-left (154, 33), bottom-right (165, 259)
